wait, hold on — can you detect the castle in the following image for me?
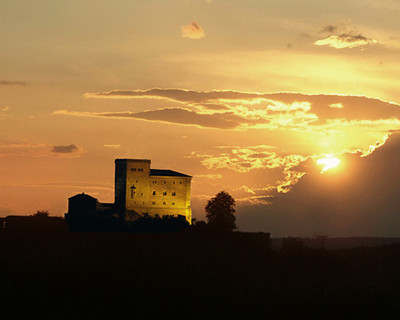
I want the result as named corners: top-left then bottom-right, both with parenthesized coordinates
top-left (66, 159), bottom-right (192, 227)
top-left (114, 159), bottom-right (192, 223)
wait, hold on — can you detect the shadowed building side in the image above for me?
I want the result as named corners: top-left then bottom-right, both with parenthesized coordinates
top-left (114, 159), bottom-right (128, 213)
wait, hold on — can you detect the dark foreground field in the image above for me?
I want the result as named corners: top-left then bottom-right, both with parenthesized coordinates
top-left (1, 219), bottom-right (400, 318)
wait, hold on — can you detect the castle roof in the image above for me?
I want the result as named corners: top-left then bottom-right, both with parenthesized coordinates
top-left (69, 193), bottom-right (98, 201)
top-left (150, 169), bottom-right (191, 178)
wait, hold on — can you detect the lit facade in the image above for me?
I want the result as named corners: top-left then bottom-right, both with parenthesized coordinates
top-left (114, 159), bottom-right (192, 223)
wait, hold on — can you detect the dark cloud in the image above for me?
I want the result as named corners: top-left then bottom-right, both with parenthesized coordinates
top-left (85, 88), bottom-right (400, 125)
top-left (315, 22), bottom-right (378, 49)
top-left (338, 33), bottom-right (369, 42)
top-left (197, 103), bottom-right (230, 111)
top-left (101, 107), bottom-right (242, 129)
top-left (85, 88), bottom-right (267, 103)
top-left (240, 162), bottom-right (252, 168)
top-left (250, 153), bottom-right (271, 158)
top-left (237, 133), bottom-right (400, 237)
top-left (0, 81), bottom-right (26, 86)
top-left (320, 25), bottom-right (338, 34)
top-left (57, 89), bottom-right (400, 133)
top-left (51, 144), bottom-right (79, 153)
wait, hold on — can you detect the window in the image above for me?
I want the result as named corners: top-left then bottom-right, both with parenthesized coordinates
top-left (163, 191), bottom-right (167, 196)
top-left (152, 181), bottom-right (156, 184)
top-left (172, 191), bottom-right (176, 196)
top-left (172, 202), bottom-right (175, 206)
top-left (152, 191), bottom-right (156, 195)
top-left (180, 182), bottom-right (182, 184)
top-left (173, 181), bottom-right (175, 184)
top-left (138, 168), bottom-right (143, 172)
top-left (130, 186), bottom-right (136, 198)
top-left (131, 168), bottom-right (136, 172)
top-left (164, 181), bottom-right (166, 184)
top-left (163, 202), bottom-right (166, 205)
top-left (152, 202), bottom-right (156, 205)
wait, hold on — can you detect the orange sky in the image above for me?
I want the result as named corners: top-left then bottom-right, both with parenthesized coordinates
top-left (1, 0), bottom-right (400, 236)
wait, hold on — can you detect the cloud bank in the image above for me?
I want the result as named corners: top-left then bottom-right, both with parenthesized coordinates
top-left (72, 88), bottom-right (400, 134)
top-left (237, 133), bottom-right (400, 237)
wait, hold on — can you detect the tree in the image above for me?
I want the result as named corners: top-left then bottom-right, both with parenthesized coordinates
top-left (205, 191), bottom-right (237, 231)
top-left (32, 210), bottom-right (50, 218)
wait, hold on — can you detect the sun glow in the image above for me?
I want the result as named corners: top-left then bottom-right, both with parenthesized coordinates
top-left (317, 155), bottom-right (341, 173)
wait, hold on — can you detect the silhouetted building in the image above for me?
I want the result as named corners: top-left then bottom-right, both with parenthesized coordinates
top-left (68, 193), bottom-right (97, 214)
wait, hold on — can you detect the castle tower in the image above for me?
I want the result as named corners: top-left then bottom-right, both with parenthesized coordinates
top-left (114, 159), bottom-right (192, 223)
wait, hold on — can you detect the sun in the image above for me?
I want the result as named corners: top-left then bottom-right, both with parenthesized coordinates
top-left (317, 155), bottom-right (341, 173)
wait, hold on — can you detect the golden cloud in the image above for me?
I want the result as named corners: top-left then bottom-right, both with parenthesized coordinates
top-left (329, 103), bottom-right (344, 109)
top-left (181, 21), bottom-right (205, 39)
top-left (0, 107), bottom-right (10, 120)
top-left (103, 144), bottom-right (122, 149)
top-left (314, 21), bottom-right (379, 49)
top-left (314, 34), bottom-right (378, 49)
top-left (189, 146), bottom-right (306, 173)
top-left (188, 145), bottom-right (308, 197)
top-left (194, 173), bottom-right (223, 180)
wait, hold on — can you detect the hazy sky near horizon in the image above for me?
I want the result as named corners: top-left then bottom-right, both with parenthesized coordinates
top-left (2, 0), bottom-right (400, 236)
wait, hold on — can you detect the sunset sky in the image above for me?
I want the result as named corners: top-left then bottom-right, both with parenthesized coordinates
top-left (2, 0), bottom-right (400, 236)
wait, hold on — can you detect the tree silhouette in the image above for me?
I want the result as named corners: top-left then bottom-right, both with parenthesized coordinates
top-left (33, 210), bottom-right (50, 218)
top-left (205, 191), bottom-right (237, 232)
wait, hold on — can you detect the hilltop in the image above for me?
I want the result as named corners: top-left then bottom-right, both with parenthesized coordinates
top-left (1, 216), bottom-right (400, 318)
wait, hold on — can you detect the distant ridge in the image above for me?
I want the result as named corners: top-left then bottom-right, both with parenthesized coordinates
top-left (271, 237), bottom-right (400, 250)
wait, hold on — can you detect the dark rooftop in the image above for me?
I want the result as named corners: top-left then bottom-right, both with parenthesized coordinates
top-left (69, 193), bottom-right (98, 200)
top-left (150, 169), bottom-right (191, 178)
top-left (115, 158), bottom-right (150, 162)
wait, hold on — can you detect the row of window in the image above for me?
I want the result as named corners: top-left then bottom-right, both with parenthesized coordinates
top-left (152, 191), bottom-right (176, 196)
top-left (131, 190), bottom-right (177, 198)
top-left (131, 191), bottom-right (143, 198)
top-left (132, 201), bottom-right (175, 206)
top-left (152, 181), bottom-right (182, 184)
top-left (131, 168), bottom-right (144, 172)
top-left (131, 178), bottom-right (183, 185)
top-left (152, 202), bottom-right (175, 206)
